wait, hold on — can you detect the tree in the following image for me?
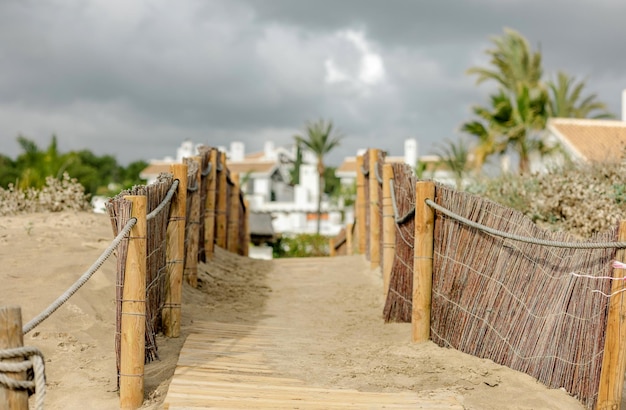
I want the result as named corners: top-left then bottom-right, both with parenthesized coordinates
top-left (294, 119), bottom-right (343, 234)
top-left (465, 29), bottom-right (548, 174)
top-left (463, 29), bottom-right (614, 174)
top-left (547, 71), bottom-right (613, 119)
top-left (434, 138), bottom-right (472, 189)
top-left (2, 135), bottom-right (148, 196)
top-left (461, 91), bottom-right (511, 171)
top-left (466, 28), bottom-right (543, 94)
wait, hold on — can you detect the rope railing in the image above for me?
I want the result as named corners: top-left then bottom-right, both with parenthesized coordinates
top-left (0, 346), bottom-right (45, 410)
top-left (0, 216), bottom-right (137, 410)
top-left (22, 217), bottom-right (138, 335)
top-left (146, 179), bottom-right (179, 221)
top-left (201, 162), bottom-right (212, 177)
top-left (389, 180), bottom-right (415, 225)
top-left (2, 148), bottom-right (252, 410)
top-left (374, 162), bottom-right (383, 184)
top-left (425, 199), bottom-right (626, 249)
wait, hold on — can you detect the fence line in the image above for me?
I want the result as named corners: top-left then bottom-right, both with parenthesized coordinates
top-left (333, 148), bottom-right (626, 410)
top-left (0, 146), bottom-right (250, 410)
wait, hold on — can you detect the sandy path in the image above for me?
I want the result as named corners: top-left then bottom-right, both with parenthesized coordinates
top-left (0, 212), bottom-right (588, 409)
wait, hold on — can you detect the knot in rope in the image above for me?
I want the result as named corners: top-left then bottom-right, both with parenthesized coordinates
top-left (0, 346), bottom-right (46, 410)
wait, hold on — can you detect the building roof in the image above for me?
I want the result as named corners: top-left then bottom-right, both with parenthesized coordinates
top-left (228, 161), bottom-right (277, 176)
top-left (139, 162), bottom-right (173, 179)
top-left (140, 158), bottom-right (278, 180)
top-left (336, 155), bottom-right (407, 176)
top-left (548, 118), bottom-right (626, 163)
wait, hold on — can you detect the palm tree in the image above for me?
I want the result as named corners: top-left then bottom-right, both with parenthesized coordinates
top-left (434, 138), bottom-right (471, 189)
top-left (294, 119), bottom-right (343, 234)
top-left (461, 91), bottom-right (512, 171)
top-left (547, 71), bottom-right (613, 119)
top-left (464, 29), bottom-right (549, 173)
top-left (467, 28), bottom-right (543, 94)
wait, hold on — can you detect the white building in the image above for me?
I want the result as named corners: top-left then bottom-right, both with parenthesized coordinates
top-left (140, 140), bottom-right (344, 236)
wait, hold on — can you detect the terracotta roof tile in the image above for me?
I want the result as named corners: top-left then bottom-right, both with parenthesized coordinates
top-left (548, 118), bottom-right (626, 163)
top-left (139, 162), bottom-right (174, 177)
top-left (228, 161), bottom-right (276, 175)
top-left (337, 157), bottom-right (357, 173)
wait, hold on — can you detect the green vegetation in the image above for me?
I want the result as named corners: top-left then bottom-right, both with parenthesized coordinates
top-left (294, 119), bottom-right (343, 234)
top-left (0, 172), bottom-right (91, 215)
top-left (467, 161), bottom-right (626, 238)
top-left (0, 135), bottom-right (148, 197)
top-left (461, 28), bottom-right (613, 174)
top-left (272, 233), bottom-right (330, 258)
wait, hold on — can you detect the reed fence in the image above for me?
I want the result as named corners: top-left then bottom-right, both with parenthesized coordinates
top-left (0, 145), bottom-right (249, 410)
top-left (334, 147), bottom-right (626, 410)
top-left (106, 145), bottom-right (249, 408)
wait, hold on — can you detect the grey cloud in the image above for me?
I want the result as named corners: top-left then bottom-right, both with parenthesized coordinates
top-left (0, 0), bottom-right (624, 167)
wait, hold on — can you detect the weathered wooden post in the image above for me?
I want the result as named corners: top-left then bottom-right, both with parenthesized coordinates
top-left (162, 164), bottom-right (187, 338)
top-left (369, 149), bottom-right (381, 269)
top-left (329, 238), bottom-right (336, 257)
top-left (356, 155), bottom-right (366, 254)
top-left (120, 195), bottom-right (147, 410)
top-left (242, 199), bottom-right (250, 257)
top-left (184, 157), bottom-right (202, 287)
top-left (382, 163), bottom-right (395, 299)
top-left (596, 220), bottom-right (626, 410)
top-left (0, 306), bottom-right (28, 410)
top-left (216, 152), bottom-right (228, 249)
top-left (204, 148), bottom-right (218, 260)
top-left (346, 223), bottom-right (354, 256)
top-left (412, 181), bottom-right (435, 343)
top-left (227, 173), bottom-right (240, 254)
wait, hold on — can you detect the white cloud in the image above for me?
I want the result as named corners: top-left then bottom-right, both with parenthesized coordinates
top-left (323, 29), bottom-right (385, 92)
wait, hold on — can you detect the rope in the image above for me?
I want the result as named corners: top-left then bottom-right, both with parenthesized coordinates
top-left (425, 199), bottom-right (626, 249)
top-left (389, 180), bottom-right (416, 225)
top-left (0, 346), bottom-right (45, 410)
top-left (146, 179), bottom-right (179, 221)
top-left (374, 163), bottom-right (383, 184)
top-left (23, 218), bottom-right (137, 334)
top-left (361, 165), bottom-right (369, 177)
top-left (201, 162), bottom-right (212, 177)
top-left (187, 175), bottom-right (198, 192)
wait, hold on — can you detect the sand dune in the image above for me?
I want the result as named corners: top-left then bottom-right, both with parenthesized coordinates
top-left (1, 211), bottom-right (586, 409)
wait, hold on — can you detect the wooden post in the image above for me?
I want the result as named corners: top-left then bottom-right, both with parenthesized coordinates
top-left (356, 155), bottom-right (366, 254)
top-left (596, 220), bottom-right (626, 410)
top-left (329, 238), bottom-right (336, 257)
top-left (184, 157), bottom-right (202, 288)
top-left (216, 152), bottom-right (228, 249)
top-left (382, 163), bottom-right (395, 299)
top-left (369, 149), bottom-right (381, 269)
top-left (204, 149), bottom-right (218, 260)
top-left (227, 174), bottom-right (240, 254)
top-left (412, 181), bottom-right (435, 343)
top-left (242, 199), bottom-right (250, 257)
top-left (120, 195), bottom-right (147, 410)
top-left (162, 164), bottom-right (187, 338)
top-left (0, 306), bottom-right (27, 410)
top-left (346, 223), bottom-right (353, 256)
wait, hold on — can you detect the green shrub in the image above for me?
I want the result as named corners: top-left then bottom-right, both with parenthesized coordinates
top-left (272, 234), bottom-right (330, 258)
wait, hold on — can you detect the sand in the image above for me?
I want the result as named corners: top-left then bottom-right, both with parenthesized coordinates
top-left (0, 211), bottom-right (591, 409)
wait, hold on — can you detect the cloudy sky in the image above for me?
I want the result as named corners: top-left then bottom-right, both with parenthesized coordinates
top-left (1, 0), bottom-right (625, 166)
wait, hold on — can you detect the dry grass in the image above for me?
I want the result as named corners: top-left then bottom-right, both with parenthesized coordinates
top-left (468, 161), bottom-right (626, 238)
top-left (0, 173), bottom-right (91, 215)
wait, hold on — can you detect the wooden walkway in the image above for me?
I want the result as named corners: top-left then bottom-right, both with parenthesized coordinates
top-left (162, 321), bottom-right (463, 409)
